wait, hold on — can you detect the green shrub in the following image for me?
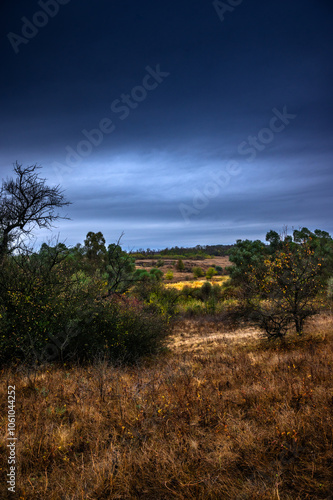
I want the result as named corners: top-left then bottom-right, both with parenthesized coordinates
top-left (200, 281), bottom-right (213, 301)
top-left (206, 267), bottom-right (217, 280)
top-left (180, 299), bottom-right (206, 317)
top-left (0, 254), bottom-right (102, 365)
top-left (193, 266), bottom-right (204, 278)
top-left (149, 268), bottom-right (163, 281)
top-left (181, 285), bottom-right (193, 300)
top-left (0, 252), bottom-right (171, 366)
top-left (134, 269), bottom-right (150, 281)
top-left (175, 259), bottom-right (185, 271)
top-left (69, 297), bottom-right (171, 363)
top-left (215, 265), bottom-right (223, 275)
top-left (146, 285), bottom-right (180, 317)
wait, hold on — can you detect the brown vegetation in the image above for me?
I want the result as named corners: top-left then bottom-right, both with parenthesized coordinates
top-left (0, 314), bottom-right (332, 499)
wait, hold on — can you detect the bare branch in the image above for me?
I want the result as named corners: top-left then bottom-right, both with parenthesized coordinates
top-left (0, 162), bottom-right (71, 260)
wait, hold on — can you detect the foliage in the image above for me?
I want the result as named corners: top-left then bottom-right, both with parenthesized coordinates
top-left (68, 296), bottom-right (171, 363)
top-left (105, 242), bottom-right (137, 294)
top-left (246, 242), bottom-right (325, 338)
top-left (175, 258), bottom-right (185, 271)
top-left (265, 230), bottom-right (282, 253)
top-left (192, 266), bottom-right (204, 278)
top-left (206, 267), bottom-right (217, 280)
top-left (215, 265), bottom-right (223, 275)
top-left (0, 243), bottom-right (171, 366)
top-left (83, 231), bottom-right (107, 263)
top-left (294, 227), bottom-right (333, 279)
top-left (146, 286), bottom-right (180, 318)
top-left (149, 268), bottom-right (163, 281)
top-left (0, 248), bottom-right (98, 365)
top-left (228, 239), bottom-right (267, 294)
top-left (134, 268), bottom-right (163, 283)
top-left (199, 281), bottom-right (213, 300)
top-left (165, 270), bottom-right (174, 281)
top-left (131, 244), bottom-right (233, 259)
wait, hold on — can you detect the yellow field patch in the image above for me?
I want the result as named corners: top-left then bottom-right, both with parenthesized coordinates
top-left (166, 276), bottom-right (229, 290)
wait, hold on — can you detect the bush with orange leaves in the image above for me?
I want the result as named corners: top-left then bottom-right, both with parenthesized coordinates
top-left (245, 242), bottom-right (325, 338)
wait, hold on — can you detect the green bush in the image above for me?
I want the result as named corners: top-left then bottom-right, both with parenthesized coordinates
top-left (175, 259), bottom-right (185, 271)
top-left (0, 251), bottom-right (171, 366)
top-left (0, 253), bottom-right (100, 365)
top-left (200, 281), bottom-right (213, 300)
top-left (149, 268), bottom-right (163, 281)
top-left (206, 267), bottom-right (217, 280)
top-left (193, 266), bottom-right (204, 278)
top-left (68, 297), bottom-right (171, 363)
top-left (215, 265), bottom-right (223, 275)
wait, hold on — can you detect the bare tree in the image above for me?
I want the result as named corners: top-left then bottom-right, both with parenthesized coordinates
top-left (0, 162), bottom-right (70, 260)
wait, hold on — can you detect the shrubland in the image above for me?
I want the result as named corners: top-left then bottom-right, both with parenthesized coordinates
top-left (1, 165), bottom-right (333, 498)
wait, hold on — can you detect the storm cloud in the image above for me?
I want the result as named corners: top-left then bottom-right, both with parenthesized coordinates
top-left (1, 0), bottom-right (332, 249)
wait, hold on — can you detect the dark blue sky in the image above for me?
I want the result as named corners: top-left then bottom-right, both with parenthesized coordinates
top-left (1, 0), bottom-right (332, 249)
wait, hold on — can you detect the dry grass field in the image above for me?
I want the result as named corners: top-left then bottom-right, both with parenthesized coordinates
top-left (135, 257), bottom-right (230, 282)
top-left (1, 314), bottom-right (333, 499)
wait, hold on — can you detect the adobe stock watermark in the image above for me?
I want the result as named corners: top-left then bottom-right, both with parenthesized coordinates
top-left (213, 0), bottom-right (243, 23)
top-left (237, 106), bottom-right (297, 161)
top-left (7, 0), bottom-right (71, 55)
top-left (179, 105), bottom-right (297, 224)
top-left (7, 386), bottom-right (16, 493)
top-left (52, 64), bottom-right (170, 178)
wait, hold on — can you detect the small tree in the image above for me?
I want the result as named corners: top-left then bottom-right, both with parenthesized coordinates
top-left (0, 163), bottom-right (70, 261)
top-left (175, 259), bottom-right (185, 271)
top-left (228, 239), bottom-right (267, 297)
top-left (84, 231), bottom-right (107, 262)
top-left (105, 239), bottom-right (137, 295)
top-left (247, 242), bottom-right (324, 337)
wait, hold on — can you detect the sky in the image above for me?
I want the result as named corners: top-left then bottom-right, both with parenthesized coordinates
top-left (1, 0), bottom-right (332, 250)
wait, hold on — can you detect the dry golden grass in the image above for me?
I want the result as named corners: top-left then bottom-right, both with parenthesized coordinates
top-left (166, 276), bottom-right (228, 291)
top-left (1, 314), bottom-right (333, 499)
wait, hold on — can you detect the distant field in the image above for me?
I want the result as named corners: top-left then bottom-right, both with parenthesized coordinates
top-left (135, 256), bottom-right (230, 282)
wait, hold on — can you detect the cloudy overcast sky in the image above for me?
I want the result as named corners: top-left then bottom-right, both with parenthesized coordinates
top-left (1, 0), bottom-right (332, 249)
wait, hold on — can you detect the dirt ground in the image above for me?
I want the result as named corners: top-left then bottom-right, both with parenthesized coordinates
top-left (135, 256), bottom-right (230, 282)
